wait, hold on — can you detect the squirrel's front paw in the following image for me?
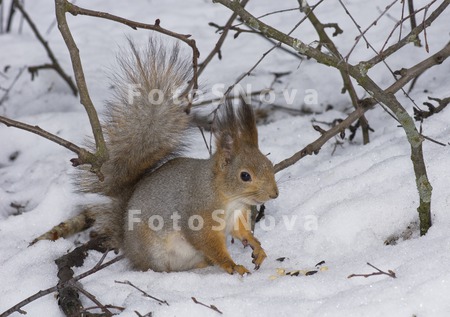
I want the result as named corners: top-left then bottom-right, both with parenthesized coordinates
top-left (223, 262), bottom-right (250, 275)
top-left (233, 264), bottom-right (250, 276)
top-left (251, 247), bottom-right (267, 270)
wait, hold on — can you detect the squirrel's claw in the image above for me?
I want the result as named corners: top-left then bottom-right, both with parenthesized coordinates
top-left (251, 247), bottom-right (267, 270)
top-left (233, 264), bottom-right (250, 276)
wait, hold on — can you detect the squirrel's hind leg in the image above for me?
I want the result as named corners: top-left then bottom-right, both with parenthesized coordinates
top-left (123, 223), bottom-right (170, 272)
top-left (124, 226), bottom-right (207, 272)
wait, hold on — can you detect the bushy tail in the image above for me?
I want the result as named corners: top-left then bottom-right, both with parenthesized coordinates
top-left (33, 39), bottom-right (192, 248)
top-left (79, 39), bottom-right (192, 198)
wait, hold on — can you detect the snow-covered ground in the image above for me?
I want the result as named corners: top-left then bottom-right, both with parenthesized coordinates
top-left (1, 0), bottom-right (449, 316)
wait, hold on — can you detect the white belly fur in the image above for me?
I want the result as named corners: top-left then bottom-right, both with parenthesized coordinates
top-left (165, 231), bottom-right (205, 271)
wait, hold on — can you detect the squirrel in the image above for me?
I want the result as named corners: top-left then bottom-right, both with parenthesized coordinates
top-left (33, 39), bottom-right (279, 275)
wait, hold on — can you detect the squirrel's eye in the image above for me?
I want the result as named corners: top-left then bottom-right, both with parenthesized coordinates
top-left (240, 171), bottom-right (252, 182)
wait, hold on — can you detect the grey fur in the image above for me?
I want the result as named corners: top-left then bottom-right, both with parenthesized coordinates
top-left (76, 39), bottom-right (192, 247)
top-left (75, 41), bottom-right (278, 272)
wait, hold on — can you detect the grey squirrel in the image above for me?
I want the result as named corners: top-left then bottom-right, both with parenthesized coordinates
top-left (35, 39), bottom-right (279, 275)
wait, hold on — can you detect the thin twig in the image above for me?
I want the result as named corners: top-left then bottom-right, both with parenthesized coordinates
top-left (338, 0), bottom-right (425, 115)
top-left (13, 0), bottom-right (78, 95)
top-left (344, 0), bottom-right (397, 61)
top-left (301, 0), bottom-right (371, 144)
top-left (251, 7), bottom-right (302, 23)
top-left (5, 0), bottom-right (16, 32)
top-left (399, 0), bottom-right (406, 42)
top-left (0, 66), bottom-right (26, 105)
top-left (74, 255), bottom-right (124, 282)
top-left (83, 305), bottom-right (124, 314)
top-left (274, 100), bottom-right (372, 173)
top-left (364, 0), bottom-right (447, 68)
top-left (199, 0), bottom-right (250, 76)
top-left (218, 0), bottom-right (324, 99)
top-left (63, 0), bottom-right (199, 113)
top-left (74, 285), bottom-right (114, 316)
top-left (115, 280), bottom-right (169, 306)
top-left (379, 0), bottom-right (437, 55)
top-left (274, 40), bottom-right (450, 173)
top-left (191, 297), bottom-right (223, 315)
top-left (0, 114), bottom-right (94, 159)
top-left (134, 311), bottom-right (152, 317)
top-left (408, 0), bottom-right (421, 46)
top-left (422, 4), bottom-right (430, 53)
top-left (0, 254), bottom-right (124, 317)
top-left (389, 41), bottom-right (450, 93)
top-left (348, 262), bottom-right (396, 279)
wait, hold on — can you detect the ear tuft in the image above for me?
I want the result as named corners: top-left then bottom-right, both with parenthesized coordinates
top-left (237, 99), bottom-right (258, 146)
top-left (220, 133), bottom-right (233, 165)
top-left (212, 98), bottom-right (258, 165)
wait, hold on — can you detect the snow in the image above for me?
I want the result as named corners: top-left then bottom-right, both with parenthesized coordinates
top-left (1, 0), bottom-right (450, 316)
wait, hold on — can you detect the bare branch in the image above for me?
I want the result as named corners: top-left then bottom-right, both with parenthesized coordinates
top-left (364, 0), bottom-right (448, 69)
top-left (344, 0), bottom-right (397, 61)
top-left (0, 249), bottom-right (123, 317)
top-left (214, 0), bottom-right (327, 101)
top-left (414, 96), bottom-right (450, 121)
top-left (13, 0), bottom-right (78, 95)
top-left (214, 0), bottom-right (440, 234)
top-left (62, 0), bottom-right (199, 113)
top-left (115, 280), bottom-right (169, 306)
top-left (199, 0), bottom-right (250, 76)
top-left (348, 262), bottom-right (397, 279)
top-left (0, 115), bottom-right (96, 166)
top-left (301, 0), bottom-right (371, 144)
top-left (74, 285), bottom-right (114, 317)
top-left (55, 0), bottom-right (108, 179)
top-left (390, 41), bottom-right (450, 93)
top-left (0, 66), bottom-right (26, 105)
top-left (274, 99), bottom-right (372, 173)
top-left (192, 297), bottom-right (223, 315)
top-left (408, 0), bottom-right (422, 46)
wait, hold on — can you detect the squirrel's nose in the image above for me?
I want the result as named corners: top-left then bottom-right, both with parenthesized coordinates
top-left (269, 188), bottom-right (279, 199)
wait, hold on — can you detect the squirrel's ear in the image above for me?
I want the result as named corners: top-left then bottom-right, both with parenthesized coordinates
top-left (217, 131), bottom-right (234, 166)
top-left (238, 100), bottom-right (258, 146)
